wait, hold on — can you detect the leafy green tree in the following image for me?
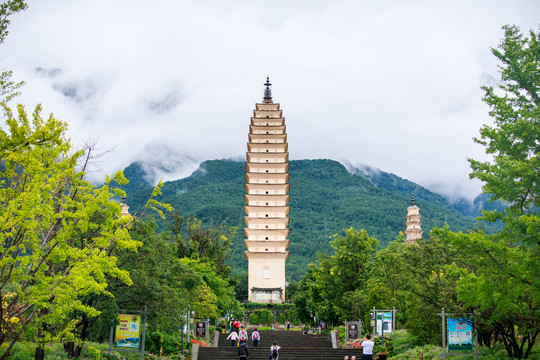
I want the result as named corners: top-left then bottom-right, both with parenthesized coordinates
top-left (367, 234), bottom-right (408, 326)
top-left (232, 271), bottom-right (248, 302)
top-left (398, 235), bottom-right (462, 344)
top-left (166, 211), bottom-right (236, 278)
top-left (437, 25), bottom-right (539, 359)
top-left (0, 103), bottom-right (140, 359)
top-left (293, 228), bottom-right (378, 324)
top-left (81, 216), bottom-right (240, 352)
top-left (470, 24), bottom-right (539, 220)
top-left (433, 227), bottom-right (538, 358)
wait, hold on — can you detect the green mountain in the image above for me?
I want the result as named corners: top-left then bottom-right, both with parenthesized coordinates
top-left (123, 159), bottom-right (492, 281)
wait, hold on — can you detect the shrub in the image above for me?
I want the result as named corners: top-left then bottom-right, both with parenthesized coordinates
top-left (390, 329), bottom-right (423, 354)
top-left (250, 309), bottom-right (274, 325)
top-left (249, 312), bottom-right (260, 325)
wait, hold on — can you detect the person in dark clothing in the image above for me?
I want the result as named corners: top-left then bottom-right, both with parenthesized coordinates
top-left (270, 342), bottom-right (280, 360)
top-left (238, 341), bottom-right (249, 360)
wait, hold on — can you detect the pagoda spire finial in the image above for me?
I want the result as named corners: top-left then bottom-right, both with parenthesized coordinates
top-left (263, 76), bottom-right (272, 103)
top-left (410, 193), bottom-right (416, 206)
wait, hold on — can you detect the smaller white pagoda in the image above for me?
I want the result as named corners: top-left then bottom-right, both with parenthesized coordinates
top-left (404, 193), bottom-right (423, 244)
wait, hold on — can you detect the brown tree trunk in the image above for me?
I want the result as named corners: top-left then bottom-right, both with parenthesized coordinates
top-left (63, 313), bottom-right (91, 358)
top-left (34, 346), bottom-right (45, 360)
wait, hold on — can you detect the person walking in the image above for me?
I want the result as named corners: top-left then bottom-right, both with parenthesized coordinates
top-left (227, 329), bottom-right (239, 347)
top-left (251, 328), bottom-right (261, 348)
top-left (270, 342), bottom-right (280, 360)
top-left (360, 334), bottom-right (374, 360)
top-left (238, 340), bottom-right (249, 360)
top-left (239, 326), bottom-right (248, 344)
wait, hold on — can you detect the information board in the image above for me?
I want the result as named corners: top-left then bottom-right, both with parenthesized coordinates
top-left (115, 314), bottom-right (141, 348)
top-left (448, 318), bottom-right (473, 351)
top-left (376, 312), bottom-right (393, 335)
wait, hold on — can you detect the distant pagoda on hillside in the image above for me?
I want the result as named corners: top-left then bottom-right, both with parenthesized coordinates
top-left (244, 77), bottom-right (289, 303)
top-left (404, 193), bottom-right (423, 244)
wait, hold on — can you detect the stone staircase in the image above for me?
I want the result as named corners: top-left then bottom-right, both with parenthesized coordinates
top-left (197, 329), bottom-right (365, 360)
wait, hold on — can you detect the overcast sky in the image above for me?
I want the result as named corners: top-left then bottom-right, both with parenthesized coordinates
top-left (2, 0), bottom-right (539, 201)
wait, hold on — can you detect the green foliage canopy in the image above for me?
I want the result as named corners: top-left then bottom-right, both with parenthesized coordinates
top-left (0, 103), bottom-right (139, 359)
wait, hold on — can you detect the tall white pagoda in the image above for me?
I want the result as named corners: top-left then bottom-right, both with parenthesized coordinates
top-left (404, 193), bottom-right (423, 244)
top-left (244, 77), bottom-right (289, 303)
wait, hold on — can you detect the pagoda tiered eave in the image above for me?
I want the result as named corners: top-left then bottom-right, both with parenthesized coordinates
top-left (256, 103), bottom-right (280, 111)
top-left (244, 239), bottom-right (290, 249)
top-left (244, 228), bottom-right (289, 239)
top-left (245, 183), bottom-right (289, 194)
top-left (253, 110), bottom-right (283, 118)
top-left (249, 134), bottom-right (287, 143)
top-left (245, 172), bottom-right (289, 184)
top-left (244, 206), bottom-right (290, 217)
top-left (251, 118), bottom-right (285, 126)
top-left (246, 152), bottom-right (289, 163)
top-left (244, 194), bottom-right (290, 206)
top-left (248, 143), bottom-right (288, 152)
top-left (244, 217), bottom-right (289, 228)
top-left (246, 163), bottom-right (289, 173)
top-left (249, 125), bottom-right (286, 134)
top-left (244, 251), bottom-right (289, 260)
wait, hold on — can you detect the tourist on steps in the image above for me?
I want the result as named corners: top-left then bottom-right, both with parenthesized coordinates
top-left (227, 329), bottom-right (239, 347)
top-left (269, 342), bottom-right (280, 360)
top-left (251, 328), bottom-right (260, 348)
top-left (238, 340), bottom-right (249, 360)
top-left (239, 326), bottom-right (248, 343)
top-left (360, 334), bottom-right (374, 360)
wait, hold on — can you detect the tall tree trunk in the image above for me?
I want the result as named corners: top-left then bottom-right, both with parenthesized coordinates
top-left (63, 313), bottom-right (91, 358)
top-left (63, 342), bottom-right (75, 358)
top-left (34, 346), bottom-right (45, 360)
top-left (34, 305), bottom-right (49, 360)
top-left (74, 313), bottom-right (91, 358)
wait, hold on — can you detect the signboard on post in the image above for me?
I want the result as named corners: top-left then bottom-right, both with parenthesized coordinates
top-left (194, 319), bottom-right (210, 343)
top-left (348, 323), bottom-right (359, 339)
top-left (344, 320), bottom-right (361, 342)
top-left (438, 308), bottom-right (478, 360)
top-left (448, 318), bottom-right (473, 351)
top-left (376, 312), bottom-right (393, 335)
top-left (115, 314), bottom-right (141, 348)
top-left (195, 321), bottom-right (207, 338)
top-left (371, 308), bottom-right (397, 337)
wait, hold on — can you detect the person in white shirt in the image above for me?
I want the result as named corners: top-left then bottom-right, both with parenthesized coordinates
top-left (251, 328), bottom-right (261, 348)
top-left (238, 326), bottom-right (248, 343)
top-left (360, 334), bottom-right (375, 360)
top-left (226, 329), bottom-right (239, 347)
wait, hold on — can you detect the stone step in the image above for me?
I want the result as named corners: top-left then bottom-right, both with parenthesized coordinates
top-left (198, 347), bottom-right (365, 360)
top-left (218, 330), bottom-right (332, 348)
top-left (199, 330), bottom-right (366, 360)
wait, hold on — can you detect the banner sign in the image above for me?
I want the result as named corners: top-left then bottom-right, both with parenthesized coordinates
top-left (376, 312), bottom-right (393, 335)
top-left (195, 321), bottom-right (207, 338)
top-left (448, 318), bottom-right (473, 351)
top-left (115, 314), bottom-right (141, 348)
top-left (347, 323), bottom-right (359, 339)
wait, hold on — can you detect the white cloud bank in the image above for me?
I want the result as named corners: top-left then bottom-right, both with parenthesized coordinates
top-left (2, 0), bottom-right (538, 200)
